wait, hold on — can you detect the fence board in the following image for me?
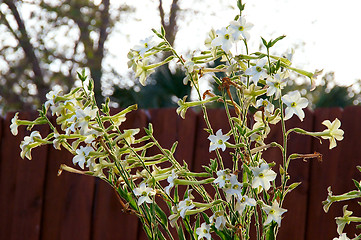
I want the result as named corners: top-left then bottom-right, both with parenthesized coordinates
top-left (91, 109), bottom-right (147, 240)
top-left (0, 112), bottom-right (31, 239)
top-left (10, 112), bottom-right (49, 240)
top-left (306, 107), bottom-right (344, 240)
top-left (40, 147), bottom-right (95, 240)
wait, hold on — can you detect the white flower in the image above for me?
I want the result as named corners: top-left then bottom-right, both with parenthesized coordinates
top-left (251, 163), bottom-right (277, 191)
top-left (208, 129), bottom-right (230, 152)
top-left (164, 170), bottom-right (178, 195)
top-left (229, 16), bottom-right (254, 40)
top-left (10, 112), bottom-right (19, 136)
top-left (224, 174), bottom-right (243, 201)
top-left (235, 195), bottom-right (257, 214)
top-left (73, 146), bottom-right (94, 169)
top-left (44, 89), bottom-right (62, 109)
top-left (196, 223), bottom-right (211, 240)
top-left (245, 59), bottom-right (268, 84)
top-left (211, 27), bottom-right (234, 52)
top-left (135, 58), bottom-right (155, 86)
top-left (20, 131), bottom-right (42, 160)
top-left (321, 118), bottom-right (344, 149)
top-left (281, 90), bottom-right (309, 121)
top-left (133, 183), bottom-right (156, 206)
top-left (133, 36), bottom-right (156, 57)
top-left (213, 169), bottom-right (232, 188)
top-left (178, 190), bottom-right (195, 218)
top-left (255, 98), bottom-right (274, 115)
top-left (266, 74), bottom-right (287, 100)
top-left (263, 200), bottom-right (287, 226)
top-left (210, 211), bottom-right (226, 230)
top-left (333, 233), bottom-right (351, 240)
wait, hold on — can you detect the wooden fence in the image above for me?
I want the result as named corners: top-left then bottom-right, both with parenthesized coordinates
top-left (1, 106), bottom-right (361, 240)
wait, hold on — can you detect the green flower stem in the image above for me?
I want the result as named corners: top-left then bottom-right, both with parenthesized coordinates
top-left (173, 178), bottom-right (215, 185)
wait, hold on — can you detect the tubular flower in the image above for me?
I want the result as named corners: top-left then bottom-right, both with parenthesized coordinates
top-left (251, 163), bottom-right (277, 191)
top-left (208, 129), bottom-right (230, 152)
top-left (262, 200), bottom-right (287, 226)
top-left (321, 118), bottom-right (344, 149)
top-left (211, 27), bottom-right (234, 52)
top-left (196, 223), bottom-right (211, 240)
top-left (229, 16), bottom-right (254, 40)
top-left (133, 183), bottom-right (156, 206)
top-left (235, 195), bottom-right (257, 214)
top-left (10, 112), bottom-right (19, 136)
top-left (133, 36), bottom-right (156, 57)
top-left (281, 90), bottom-right (309, 121)
top-left (245, 58), bottom-right (268, 84)
top-left (73, 146), bottom-right (94, 169)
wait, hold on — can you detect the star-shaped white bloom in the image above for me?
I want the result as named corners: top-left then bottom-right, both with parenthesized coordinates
top-left (235, 195), bottom-right (257, 214)
top-left (255, 98), bottom-right (274, 115)
top-left (262, 200), bottom-right (287, 226)
top-left (73, 146), bottom-right (94, 169)
top-left (208, 129), bottom-right (230, 152)
top-left (44, 89), bottom-right (62, 109)
top-left (321, 118), bottom-right (344, 149)
top-left (224, 174), bottom-right (243, 201)
top-left (251, 163), bottom-right (277, 191)
top-left (164, 170), bottom-right (178, 195)
top-left (211, 27), bottom-right (234, 52)
top-left (245, 59), bottom-right (268, 84)
top-left (213, 169), bottom-right (232, 188)
top-left (10, 112), bottom-right (19, 136)
top-left (281, 90), bottom-right (309, 121)
top-left (333, 233), bottom-right (351, 240)
top-left (177, 190), bottom-right (195, 218)
top-left (133, 36), bottom-right (156, 57)
top-left (229, 16), bottom-right (254, 40)
top-left (196, 223), bottom-right (211, 240)
top-left (210, 211), bottom-right (227, 230)
top-left (133, 183), bottom-right (156, 206)
top-left (266, 74), bottom-right (287, 100)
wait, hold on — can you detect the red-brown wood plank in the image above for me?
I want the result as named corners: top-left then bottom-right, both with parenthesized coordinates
top-left (92, 109), bottom-right (147, 240)
top-left (10, 112), bottom-right (50, 240)
top-left (306, 107), bottom-right (346, 240)
top-left (41, 145), bottom-right (95, 240)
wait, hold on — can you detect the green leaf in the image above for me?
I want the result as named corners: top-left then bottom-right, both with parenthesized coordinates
top-left (261, 37), bottom-right (268, 48)
top-left (265, 222), bottom-right (276, 240)
top-left (201, 212), bottom-right (210, 224)
top-left (268, 35), bottom-right (286, 48)
top-left (177, 226), bottom-right (186, 240)
top-left (155, 204), bottom-right (168, 228)
top-left (203, 166), bottom-right (212, 175)
top-left (171, 141), bottom-right (178, 154)
top-left (353, 179), bottom-right (361, 191)
top-left (161, 26), bottom-right (166, 37)
top-left (152, 28), bottom-right (163, 39)
top-left (210, 158), bottom-right (218, 172)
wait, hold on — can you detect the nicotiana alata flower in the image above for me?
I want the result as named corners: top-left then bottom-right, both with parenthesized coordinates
top-left (44, 89), bottom-right (62, 110)
top-left (262, 200), bottom-right (287, 226)
top-left (73, 145), bottom-right (94, 169)
top-left (210, 211), bottom-right (227, 230)
top-left (251, 163), bottom-right (277, 191)
top-left (177, 190), bottom-right (195, 218)
top-left (333, 233), bottom-right (351, 240)
top-left (235, 195), bottom-right (257, 214)
top-left (135, 58), bottom-right (155, 86)
top-left (196, 222), bottom-right (211, 240)
top-left (321, 118), bottom-right (344, 149)
top-left (224, 174), bottom-right (243, 201)
top-left (335, 205), bottom-right (353, 235)
top-left (164, 170), bottom-right (178, 195)
top-left (255, 98), bottom-right (274, 115)
top-left (266, 73), bottom-right (287, 100)
top-left (133, 183), bottom-right (156, 206)
top-left (281, 90), bottom-right (309, 121)
top-left (211, 27), bottom-right (234, 52)
top-left (10, 112), bottom-right (19, 136)
top-left (245, 59), bottom-right (268, 84)
top-left (208, 129), bottom-right (230, 152)
top-left (133, 36), bottom-right (156, 57)
top-left (213, 169), bottom-right (232, 188)
top-left (20, 131), bottom-right (42, 160)
top-left (229, 16), bottom-right (254, 40)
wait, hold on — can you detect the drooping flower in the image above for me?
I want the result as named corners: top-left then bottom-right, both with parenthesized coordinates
top-left (10, 112), bottom-right (19, 136)
top-left (235, 195), bottom-right (257, 214)
top-left (72, 145), bottom-right (94, 169)
top-left (208, 129), bottom-right (230, 152)
top-left (210, 211), bottom-right (227, 230)
top-left (20, 131), bottom-right (42, 160)
top-left (262, 200), bottom-right (287, 226)
top-left (135, 58), bottom-right (155, 86)
top-left (281, 90), bottom-right (309, 121)
top-left (335, 205), bottom-right (353, 235)
top-left (211, 27), bottom-right (234, 52)
top-left (229, 16), bottom-right (254, 40)
top-left (133, 183), bottom-right (156, 206)
top-left (196, 222), bottom-right (211, 240)
top-left (321, 118), bottom-right (344, 149)
top-left (251, 163), bottom-right (277, 191)
top-left (133, 36), bottom-right (156, 57)
top-left (245, 59), bottom-right (268, 84)
top-left (164, 170), bottom-right (178, 195)
top-left (177, 190), bottom-right (195, 218)
top-left (44, 89), bottom-right (62, 110)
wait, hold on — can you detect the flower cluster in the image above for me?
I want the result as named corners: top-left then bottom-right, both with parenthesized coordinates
top-left (11, 1), bottom-right (345, 240)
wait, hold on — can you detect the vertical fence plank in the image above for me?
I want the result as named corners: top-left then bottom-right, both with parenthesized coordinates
top-left (92, 109), bottom-right (147, 240)
top-left (10, 112), bottom-right (49, 240)
top-left (306, 107), bottom-right (345, 240)
top-left (41, 145), bottom-right (95, 240)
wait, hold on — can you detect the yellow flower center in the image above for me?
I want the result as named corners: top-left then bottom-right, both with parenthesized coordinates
top-left (239, 26), bottom-right (244, 31)
top-left (224, 34), bottom-right (230, 40)
top-left (256, 66), bottom-right (262, 72)
top-left (270, 209), bottom-right (275, 214)
top-left (262, 100), bottom-right (268, 107)
top-left (241, 197), bottom-right (246, 203)
top-left (259, 173), bottom-right (264, 178)
top-left (218, 139), bottom-right (224, 145)
top-left (291, 102), bottom-right (297, 107)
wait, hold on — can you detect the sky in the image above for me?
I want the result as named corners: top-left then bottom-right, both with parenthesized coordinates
top-left (107, 0), bottom-right (361, 87)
